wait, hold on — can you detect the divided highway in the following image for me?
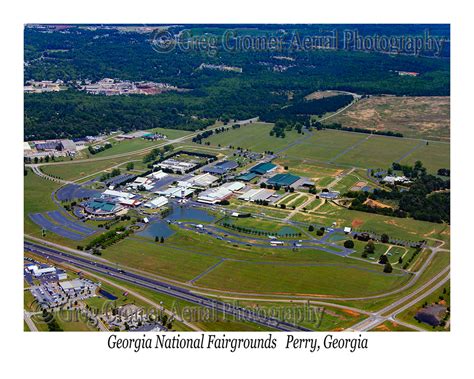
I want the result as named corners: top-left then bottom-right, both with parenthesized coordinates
top-left (24, 241), bottom-right (310, 332)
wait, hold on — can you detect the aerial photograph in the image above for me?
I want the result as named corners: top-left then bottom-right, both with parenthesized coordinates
top-left (23, 24), bottom-right (450, 333)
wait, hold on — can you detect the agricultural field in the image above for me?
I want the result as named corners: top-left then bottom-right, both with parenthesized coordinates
top-left (325, 96), bottom-right (450, 141)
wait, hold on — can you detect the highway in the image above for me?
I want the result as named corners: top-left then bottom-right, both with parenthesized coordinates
top-left (24, 241), bottom-right (310, 332)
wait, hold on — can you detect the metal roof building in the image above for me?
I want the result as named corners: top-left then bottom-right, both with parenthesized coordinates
top-left (236, 172), bottom-right (258, 182)
top-left (249, 162), bottom-right (277, 175)
top-left (267, 173), bottom-right (300, 186)
top-left (203, 160), bottom-right (239, 175)
top-left (238, 188), bottom-right (276, 202)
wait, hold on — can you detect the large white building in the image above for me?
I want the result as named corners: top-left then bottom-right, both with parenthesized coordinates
top-left (238, 188), bottom-right (276, 202)
top-left (182, 173), bottom-right (218, 189)
top-left (197, 182), bottom-right (245, 204)
top-left (103, 189), bottom-right (135, 199)
top-left (144, 196), bottom-right (169, 209)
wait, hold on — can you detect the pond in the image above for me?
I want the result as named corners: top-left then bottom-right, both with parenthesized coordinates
top-left (137, 221), bottom-right (175, 239)
top-left (166, 206), bottom-right (215, 223)
top-left (99, 289), bottom-right (118, 300)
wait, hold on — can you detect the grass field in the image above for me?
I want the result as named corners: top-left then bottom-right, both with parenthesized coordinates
top-left (400, 141), bottom-right (450, 173)
top-left (24, 169), bottom-right (60, 236)
top-left (194, 260), bottom-right (410, 297)
top-left (335, 251), bottom-right (450, 312)
top-left (206, 122), bottom-right (303, 152)
top-left (333, 135), bottom-right (421, 168)
top-left (274, 157), bottom-right (343, 183)
top-left (284, 129), bottom-right (368, 162)
top-left (41, 155), bottom-right (141, 181)
top-left (324, 96), bottom-right (450, 141)
top-left (291, 203), bottom-right (450, 245)
top-left (101, 238), bottom-right (223, 282)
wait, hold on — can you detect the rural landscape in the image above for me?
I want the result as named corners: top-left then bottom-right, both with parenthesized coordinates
top-left (23, 24), bottom-right (450, 332)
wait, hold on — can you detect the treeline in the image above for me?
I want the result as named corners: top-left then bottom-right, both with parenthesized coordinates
top-left (260, 95), bottom-right (354, 124)
top-left (143, 144), bottom-right (174, 164)
top-left (100, 168), bottom-right (121, 182)
top-left (317, 122), bottom-right (403, 138)
top-left (24, 91), bottom-right (215, 140)
top-left (85, 226), bottom-right (132, 250)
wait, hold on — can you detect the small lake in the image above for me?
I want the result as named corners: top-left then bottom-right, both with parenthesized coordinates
top-left (137, 221), bottom-right (175, 239)
top-left (166, 206), bottom-right (215, 223)
top-left (137, 205), bottom-right (214, 239)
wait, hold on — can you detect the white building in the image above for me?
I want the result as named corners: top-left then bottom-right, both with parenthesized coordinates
top-left (103, 189), bottom-right (135, 199)
top-left (144, 196), bottom-right (169, 209)
top-left (157, 186), bottom-right (195, 199)
top-left (183, 173), bottom-right (218, 189)
top-left (147, 170), bottom-right (169, 180)
top-left (238, 188), bottom-right (276, 202)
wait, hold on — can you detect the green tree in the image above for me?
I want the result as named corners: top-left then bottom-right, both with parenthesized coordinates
top-left (364, 240), bottom-right (375, 254)
top-left (344, 240), bottom-right (354, 248)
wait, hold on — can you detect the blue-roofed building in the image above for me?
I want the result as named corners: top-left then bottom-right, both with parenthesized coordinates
top-left (249, 162), bottom-right (277, 175)
top-left (203, 160), bottom-right (238, 175)
top-left (236, 172), bottom-right (258, 182)
top-left (267, 173), bottom-right (300, 187)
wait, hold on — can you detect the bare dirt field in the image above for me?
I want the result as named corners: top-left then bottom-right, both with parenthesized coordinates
top-left (324, 96), bottom-right (450, 141)
top-left (305, 90), bottom-right (347, 100)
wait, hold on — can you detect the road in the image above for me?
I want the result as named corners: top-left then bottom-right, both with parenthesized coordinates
top-left (349, 266), bottom-right (450, 331)
top-left (24, 240), bottom-right (310, 332)
top-left (24, 310), bottom-right (39, 331)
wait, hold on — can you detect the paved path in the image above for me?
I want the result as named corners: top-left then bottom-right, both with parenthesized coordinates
top-left (24, 310), bottom-right (38, 331)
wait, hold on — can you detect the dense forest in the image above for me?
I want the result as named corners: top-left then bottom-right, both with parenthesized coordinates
top-left (24, 25), bottom-right (450, 139)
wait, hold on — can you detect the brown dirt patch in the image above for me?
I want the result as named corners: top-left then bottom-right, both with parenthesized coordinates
top-left (363, 198), bottom-right (394, 209)
top-left (342, 308), bottom-right (360, 317)
top-left (324, 95), bottom-right (450, 141)
top-left (305, 90), bottom-right (342, 100)
top-left (374, 324), bottom-right (391, 331)
top-left (351, 219), bottom-right (364, 228)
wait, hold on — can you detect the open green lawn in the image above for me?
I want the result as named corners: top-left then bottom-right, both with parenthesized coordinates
top-left (221, 216), bottom-right (299, 236)
top-left (206, 122), bottom-right (303, 152)
top-left (101, 238), bottom-right (222, 282)
top-left (41, 155), bottom-right (141, 182)
top-left (284, 129), bottom-right (368, 162)
top-left (24, 169), bottom-right (61, 237)
top-left (273, 157), bottom-right (343, 182)
top-left (195, 260), bottom-right (410, 297)
top-left (54, 310), bottom-right (99, 331)
top-left (333, 135), bottom-right (421, 168)
top-left (334, 251), bottom-right (450, 312)
top-left (400, 141), bottom-right (450, 173)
